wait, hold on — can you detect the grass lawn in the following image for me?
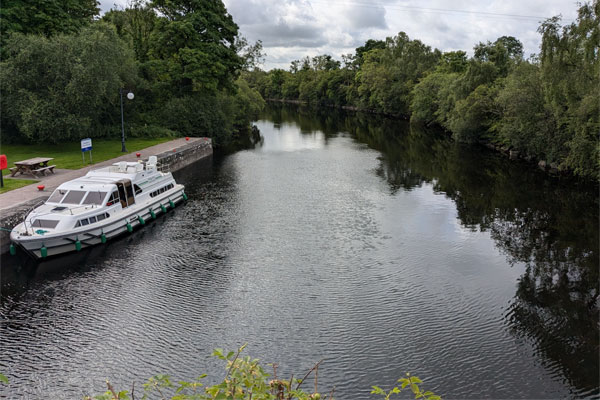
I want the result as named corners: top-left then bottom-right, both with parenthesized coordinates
top-left (1, 137), bottom-right (172, 176)
top-left (0, 177), bottom-right (36, 194)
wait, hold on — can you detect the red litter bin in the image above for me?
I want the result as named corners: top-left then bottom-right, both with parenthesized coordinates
top-left (0, 154), bottom-right (7, 188)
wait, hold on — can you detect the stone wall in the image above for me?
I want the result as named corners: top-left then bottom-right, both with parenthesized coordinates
top-left (155, 138), bottom-right (213, 172)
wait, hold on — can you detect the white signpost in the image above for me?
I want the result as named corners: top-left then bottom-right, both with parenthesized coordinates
top-left (81, 138), bottom-right (93, 164)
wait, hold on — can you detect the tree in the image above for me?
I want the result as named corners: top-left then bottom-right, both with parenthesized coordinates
top-left (474, 36), bottom-right (523, 75)
top-left (537, 1), bottom-right (599, 178)
top-left (355, 39), bottom-right (386, 66)
top-left (0, 23), bottom-right (136, 143)
top-left (0, 0), bottom-right (99, 39)
top-left (497, 62), bottom-right (557, 158)
top-left (235, 36), bottom-right (265, 71)
top-left (102, 1), bottom-right (157, 63)
top-left (149, 0), bottom-right (242, 94)
top-left (311, 54), bottom-right (340, 71)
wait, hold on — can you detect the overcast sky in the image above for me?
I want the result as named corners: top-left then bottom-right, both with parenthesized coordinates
top-left (100, 0), bottom-right (579, 70)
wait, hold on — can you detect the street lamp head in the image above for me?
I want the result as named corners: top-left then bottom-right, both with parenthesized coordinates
top-left (127, 92), bottom-right (134, 100)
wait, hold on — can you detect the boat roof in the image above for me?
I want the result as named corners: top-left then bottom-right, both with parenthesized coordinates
top-left (55, 162), bottom-right (164, 192)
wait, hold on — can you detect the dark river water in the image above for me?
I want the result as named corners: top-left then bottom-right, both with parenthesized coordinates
top-left (1, 105), bottom-right (598, 399)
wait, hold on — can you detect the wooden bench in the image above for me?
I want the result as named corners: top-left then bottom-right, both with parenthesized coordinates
top-left (32, 165), bottom-right (56, 176)
top-left (9, 167), bottom-right (17, 173)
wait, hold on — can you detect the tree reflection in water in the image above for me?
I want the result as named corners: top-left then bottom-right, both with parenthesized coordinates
top-left (263, 104), bottom-right (599, 397)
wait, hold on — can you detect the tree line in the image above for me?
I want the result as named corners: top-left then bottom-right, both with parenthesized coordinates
top-left (0, 0), bottom-right (265, 147)
top-left (243, 2), bottom-right (599, 179)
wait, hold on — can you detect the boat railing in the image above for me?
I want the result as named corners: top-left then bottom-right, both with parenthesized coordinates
top-left (23, 199), bottom-right (46, 235)
top-left (157, 162), bottom-right (170, 173)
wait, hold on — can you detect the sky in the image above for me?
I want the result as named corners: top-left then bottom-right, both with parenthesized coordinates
top-left (99, 0), bottom-right (579, 70)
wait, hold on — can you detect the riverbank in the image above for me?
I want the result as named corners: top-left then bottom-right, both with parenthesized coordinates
top-left (0, 137), bottom-right (212, 255)
top-left (266, 99), bottom-right (582, 178)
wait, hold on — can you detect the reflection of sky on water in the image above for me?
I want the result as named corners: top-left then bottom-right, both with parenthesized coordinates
top-left (259, 121), bottom-right (325, 152)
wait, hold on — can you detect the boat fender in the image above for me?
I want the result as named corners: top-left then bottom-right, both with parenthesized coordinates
top-left (150, 209), bottom-right (156, 219)
top-left (75, 237), bottom-right (82, 251)
top-left (126, 222), bottom-right (133, 233)
top-left (9, 243), bottom-right (16, 256)
top-left (161, 204), bottom-right (167, 213)
top-left (138, 215), bottom-right (145, 225)
top-left (169, 199), bottom-right (175, 208)
top-left (182, 192), bottom-right (188, 201)
top-left (40, 244), bottom-right (48, 258)
top-left (100, 232), bottom-right (107, 244)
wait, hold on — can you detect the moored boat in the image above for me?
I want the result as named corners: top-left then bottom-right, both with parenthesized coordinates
top-left (9, 156), bottom-right (186, 259)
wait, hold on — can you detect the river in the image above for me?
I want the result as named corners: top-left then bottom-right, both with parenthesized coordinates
top-left (1, 104), bottom-right (598, 399)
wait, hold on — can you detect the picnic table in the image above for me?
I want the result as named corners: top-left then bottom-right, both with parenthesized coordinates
top-left (9, 157), bottom-right (56, 177)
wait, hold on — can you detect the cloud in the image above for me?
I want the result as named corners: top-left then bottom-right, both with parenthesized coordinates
top-left (342, 3), bottom-right (388, 29)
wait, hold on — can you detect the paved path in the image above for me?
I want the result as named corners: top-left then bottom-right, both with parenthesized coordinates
top-left (0, 137), bottom-right (204, 212)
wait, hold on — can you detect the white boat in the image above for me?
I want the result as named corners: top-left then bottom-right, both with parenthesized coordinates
top-left (10, 156), bottom-right (186, 259)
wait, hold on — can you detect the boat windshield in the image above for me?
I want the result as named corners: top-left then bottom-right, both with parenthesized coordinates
top-left (48, 189), bottom-right (68, 203)
top-left (82, 191), bottom-right (107, 205)
top-left (61, 190), bottom-right (87, 205)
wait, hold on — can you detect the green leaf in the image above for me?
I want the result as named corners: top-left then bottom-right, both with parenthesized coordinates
top-left (226, 351), bottom-right (235, 359)
top-left (0, 373), bottom-right (8, 384)
top-left (410, 377), bottom-right (423, 384)
top-left (428, 396), bottom-right (442, 400)
top-left (410, 384), bottom-right (419, 394)
top-left (212, 348), bottom-right (224, 358)
top-left (371, 386), bottom-right (385, 395)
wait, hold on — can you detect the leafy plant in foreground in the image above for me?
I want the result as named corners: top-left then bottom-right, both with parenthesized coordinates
top-left (87, 344), bottom-right (441, 400)
top-left (371, 374), bottom-right (441, 400)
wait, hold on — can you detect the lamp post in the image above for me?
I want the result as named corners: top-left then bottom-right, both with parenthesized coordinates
top-left (119, 88), bottom-right (134, 152)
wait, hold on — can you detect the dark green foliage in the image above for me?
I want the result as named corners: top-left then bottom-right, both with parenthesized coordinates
top-left (496, 63), bottom-right (557, 158)
top-left (102, 1), bottom-right (156, 63)
top-left (355, 39), bottom-right (386, 66)
top-left (474, 36), bottom-right (523, 75)
top-left (0, 0), bottom-right (99, 40)
top-left (0, 23), bottom-right (136, 143)
top-left (448, 83), bottom-right (500, 143)
top-left (149, 0), bottom-right (242, 94)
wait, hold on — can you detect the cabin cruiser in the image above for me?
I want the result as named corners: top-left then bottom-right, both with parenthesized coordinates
top-left (10, 156), bottom-right (186, 259)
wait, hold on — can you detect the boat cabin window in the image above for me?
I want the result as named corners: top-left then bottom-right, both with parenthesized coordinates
top-left (83, 191), bottom-right (107, 205)
top-left (31, 219), bottom-right (59, 229)
top-left (134, 184), bottom-right (142, 195)
top-left (48, 189), bottom-right (68, 203)
top-left (61, 190), bottom-right (87, 205)
top-left (106, 191), bottom-right (120, 206)
top-left (150, 183), bottom-right (175, 198)
top-left (74, 213), bottom-right (110, 228)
